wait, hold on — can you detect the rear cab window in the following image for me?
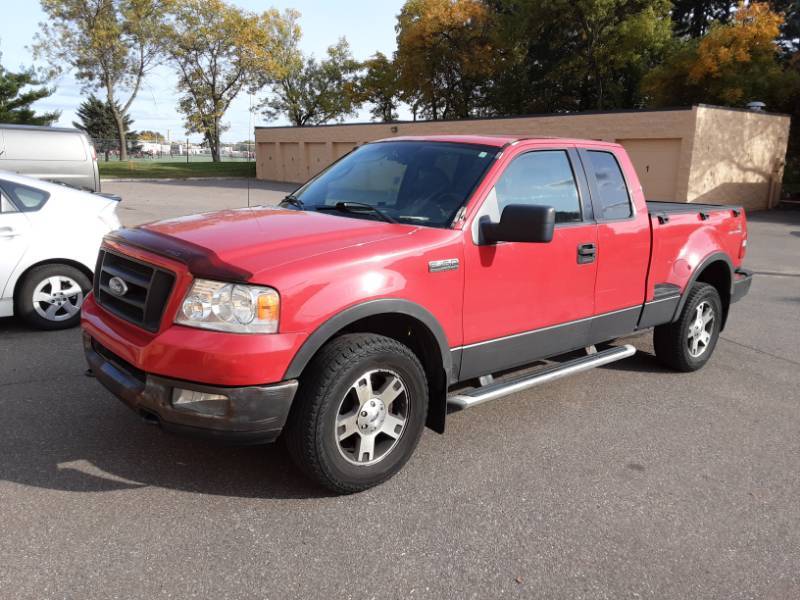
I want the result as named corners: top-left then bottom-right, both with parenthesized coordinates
top-left (585, 150), bottom-right (633, 220)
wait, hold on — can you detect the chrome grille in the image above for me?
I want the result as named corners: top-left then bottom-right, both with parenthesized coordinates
top-left (94, 250), bottom-right (175, 332)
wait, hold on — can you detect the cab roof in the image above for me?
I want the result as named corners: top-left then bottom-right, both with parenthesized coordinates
top-left (372, 134), bottom-right (617, 148)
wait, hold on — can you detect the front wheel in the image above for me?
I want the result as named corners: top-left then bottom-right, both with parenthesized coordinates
top-left (15, 264), bottom-right (91, 330)
top-left (284, 333), bottom-right (428, 494)
top-left (654, 282), bottom-right (722, 372)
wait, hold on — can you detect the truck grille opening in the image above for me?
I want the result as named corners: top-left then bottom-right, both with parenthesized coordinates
top-left (94, 249), bottom-right (175, 332)
top-left (91, 338), bottom-right (147, 384)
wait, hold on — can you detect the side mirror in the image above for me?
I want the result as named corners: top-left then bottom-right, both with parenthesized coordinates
top-left (480, 204), bottom-right (555, 244)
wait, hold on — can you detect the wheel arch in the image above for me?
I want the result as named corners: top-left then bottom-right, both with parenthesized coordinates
top-left (12, 258), bottom-right (94, 304)
top-left (673, 252), bottom-right (733, 329)
top-left (284, 299), bottom-right (454, 434)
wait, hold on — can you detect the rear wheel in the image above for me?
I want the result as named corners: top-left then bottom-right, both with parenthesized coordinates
top-left (654, 282), bottom-right (722, 372)
top-left (284, 333), bottom-right (428, 494)
top-left (15, 264), bottom-right (91, 330)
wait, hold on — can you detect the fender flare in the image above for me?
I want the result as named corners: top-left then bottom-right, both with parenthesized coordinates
top-left (672, 251), bottom-right (734, 322)
top-left (283, 298), bottom-right (453, 382)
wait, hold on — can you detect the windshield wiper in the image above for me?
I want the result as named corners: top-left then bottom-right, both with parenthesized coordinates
top-left (280, 194), bottom-right (304, 209)
top-left (316, 201), bottom-right (398, 224)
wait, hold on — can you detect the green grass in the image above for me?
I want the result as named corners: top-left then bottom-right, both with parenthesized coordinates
top-left (99, 160), bottom-right (256, 179)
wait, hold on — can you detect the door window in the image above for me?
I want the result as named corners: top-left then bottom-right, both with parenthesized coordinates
top-left (494, 150), bottom-right (582, 224)
top-left (586, 151), bottom-right (632, 220)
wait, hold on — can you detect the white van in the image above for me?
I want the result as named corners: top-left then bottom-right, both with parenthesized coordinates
top-left (0, 124), bottom-right (101, 192)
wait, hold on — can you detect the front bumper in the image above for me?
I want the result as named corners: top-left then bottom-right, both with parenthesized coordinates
top-left (84, 333), bottom-right (298, 444)
top-left (731, 268), bottom-right (753, 303)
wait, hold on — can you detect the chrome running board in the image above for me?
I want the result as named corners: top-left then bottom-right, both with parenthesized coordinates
top-left (447, 344), bottom-right (636, 410)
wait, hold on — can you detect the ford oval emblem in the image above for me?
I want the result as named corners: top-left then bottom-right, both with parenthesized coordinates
top-left (108, 276), bottom-right (129, 297)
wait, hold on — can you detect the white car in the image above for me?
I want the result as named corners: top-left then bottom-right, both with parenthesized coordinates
top-left (0, 172), bottom-right (121, 329)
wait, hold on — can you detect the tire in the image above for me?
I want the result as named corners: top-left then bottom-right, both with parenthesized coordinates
top-left (15, 264), bottom-right (91, 330)
top-left (284, 333), bottom-right (428, 494)
top-left (654, 282), bottom-right (722, 372)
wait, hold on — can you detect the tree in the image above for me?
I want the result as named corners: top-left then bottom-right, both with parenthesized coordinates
top-left (0, 56), bottom-right (60, 125)
top-left (356, 52), bottom-right (401, 122)
top-left (395, 0), bottom-right (495, 120)
top-left (35, 0), bottom-right (169, 161)
top-left (139, 130), bottom-right (166, 142)
top-left (485, 0), bottom-right (673, 113)
top-left (643, 2), bottom-right (800, 108)
top-left (167, 0), bottom-right (291, 161)
top-left (261, 36), bottom-right (362, 126)
top-left (73, 94), bottom-right (135, 161)
top-left (672, 0), bottom-right (734, 38)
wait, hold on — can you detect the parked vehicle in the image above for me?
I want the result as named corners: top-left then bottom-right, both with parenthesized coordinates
top-left (0, 124), bottom-right (100, 192)
top-left (0, 172), bottom-right (120, 329)
top-left (81, 135), bottom-right (752, 493)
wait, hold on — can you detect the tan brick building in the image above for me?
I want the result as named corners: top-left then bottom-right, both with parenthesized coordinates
top-left (255, 104), bottom-right (791, 211)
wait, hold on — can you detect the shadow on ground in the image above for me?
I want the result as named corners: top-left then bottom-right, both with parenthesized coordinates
top-left (0, 318), bottom-right (328, 500)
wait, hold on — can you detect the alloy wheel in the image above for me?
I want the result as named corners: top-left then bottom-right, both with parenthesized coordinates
top-left (687, 300), bottom-right (715, 358)
top-left (334, 369), bottom-right (410, 466)
top-left (32, 275), bottom-right (84, 322)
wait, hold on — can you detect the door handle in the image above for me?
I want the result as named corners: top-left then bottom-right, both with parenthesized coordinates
top-left (0, 227), bottom-right (19, 239)
top-left (577, 243), bottom-right (596, 264)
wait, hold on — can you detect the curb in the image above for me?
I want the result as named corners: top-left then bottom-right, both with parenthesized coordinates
top-left (100, 176), bottom-right (255, 183)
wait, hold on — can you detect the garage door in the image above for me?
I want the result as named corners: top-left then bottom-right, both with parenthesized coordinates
top-left (616, 138), bottom-right (682, 201)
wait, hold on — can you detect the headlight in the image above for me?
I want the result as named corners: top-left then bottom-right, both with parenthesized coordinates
top-left (175, 279), bottom-right (279, 333)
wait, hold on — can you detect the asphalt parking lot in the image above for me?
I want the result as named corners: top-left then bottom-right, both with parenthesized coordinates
top-left (1, 179), bottom-right (799, 599)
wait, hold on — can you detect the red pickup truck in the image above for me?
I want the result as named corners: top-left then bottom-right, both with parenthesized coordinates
top-left (82, 135), bottom-right (752, 493)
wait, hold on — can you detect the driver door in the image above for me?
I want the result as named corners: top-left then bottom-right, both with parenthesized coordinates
top-left (460, 145), bottom-right (598, 379)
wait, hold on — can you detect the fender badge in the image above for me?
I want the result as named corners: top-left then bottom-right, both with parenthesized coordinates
top-left (428, 258), bottom-right (459, 273)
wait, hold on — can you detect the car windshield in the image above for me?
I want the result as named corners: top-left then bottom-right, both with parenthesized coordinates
top-left (291, 141), bottom-right (499, 227)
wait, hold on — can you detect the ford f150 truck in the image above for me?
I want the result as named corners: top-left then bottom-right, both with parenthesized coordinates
top-left (82, 135), bottom-right (752, 493)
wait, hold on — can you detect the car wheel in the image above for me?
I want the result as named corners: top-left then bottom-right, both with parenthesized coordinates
top-left (15, 264), bottom-right (91, 330)
top-left (284, 333), bottom-right (428, 494)
top-left (654, 282), bottom-right (722, 372)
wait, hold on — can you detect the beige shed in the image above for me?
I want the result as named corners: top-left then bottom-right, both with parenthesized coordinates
top-left (255, 104), bottom-right (791, 211)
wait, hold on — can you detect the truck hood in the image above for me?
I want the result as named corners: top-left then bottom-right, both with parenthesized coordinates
top-left (131, 206), bottom-right (415, 280)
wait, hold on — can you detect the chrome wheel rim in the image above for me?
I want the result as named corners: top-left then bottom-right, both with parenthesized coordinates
top-left (687, 300), bottom-right (714, 358)
top-left (335, 369), bottom-right (410, 466)
top-left (32, 276), bottom-right (84, 322)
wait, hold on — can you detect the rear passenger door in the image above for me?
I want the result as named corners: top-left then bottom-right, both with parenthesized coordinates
top-left (0, 185), bottom-right (32, 298)
top-left (579, 148), bottom-right (650, 341)
top-left (461, 145), bottom-right (598, 379)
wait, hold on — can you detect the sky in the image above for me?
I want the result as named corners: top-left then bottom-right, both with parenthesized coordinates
top-left (0, 0), bottom-right (406, 143)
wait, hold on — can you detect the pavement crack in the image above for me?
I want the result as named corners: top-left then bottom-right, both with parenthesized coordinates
top-left (719, 336), bottom-right (800, 366)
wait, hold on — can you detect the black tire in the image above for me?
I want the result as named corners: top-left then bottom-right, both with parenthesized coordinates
top-left (15, 264), bottom-right (91, 330)
top-left (284, 333), bottom-right (428, 494)
top-left (654, 282), bottom-right (722, 372)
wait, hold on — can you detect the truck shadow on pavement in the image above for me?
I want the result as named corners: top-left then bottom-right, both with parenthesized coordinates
top-left (0, 319), bottom-right (333, 500)
top-left (0, 321), bottom-right (666, 499)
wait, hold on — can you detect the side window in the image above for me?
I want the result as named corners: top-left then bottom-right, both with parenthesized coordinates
top-left (587, 151), bottom-right (632, 220)
top-left (1, 182), bottom-right (50, 212)
top-left (494, 150), bottom-right (582, 224)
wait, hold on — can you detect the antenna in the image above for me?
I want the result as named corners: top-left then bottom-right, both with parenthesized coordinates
top-left (247, 92), bottom-right (255, 208)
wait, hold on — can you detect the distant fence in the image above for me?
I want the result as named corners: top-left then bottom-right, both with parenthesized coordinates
top-left (89, 136), bottom-right (255, 163)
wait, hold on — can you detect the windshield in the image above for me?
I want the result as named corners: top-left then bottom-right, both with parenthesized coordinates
top-left (292, 141), bottom-right (498, 227)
